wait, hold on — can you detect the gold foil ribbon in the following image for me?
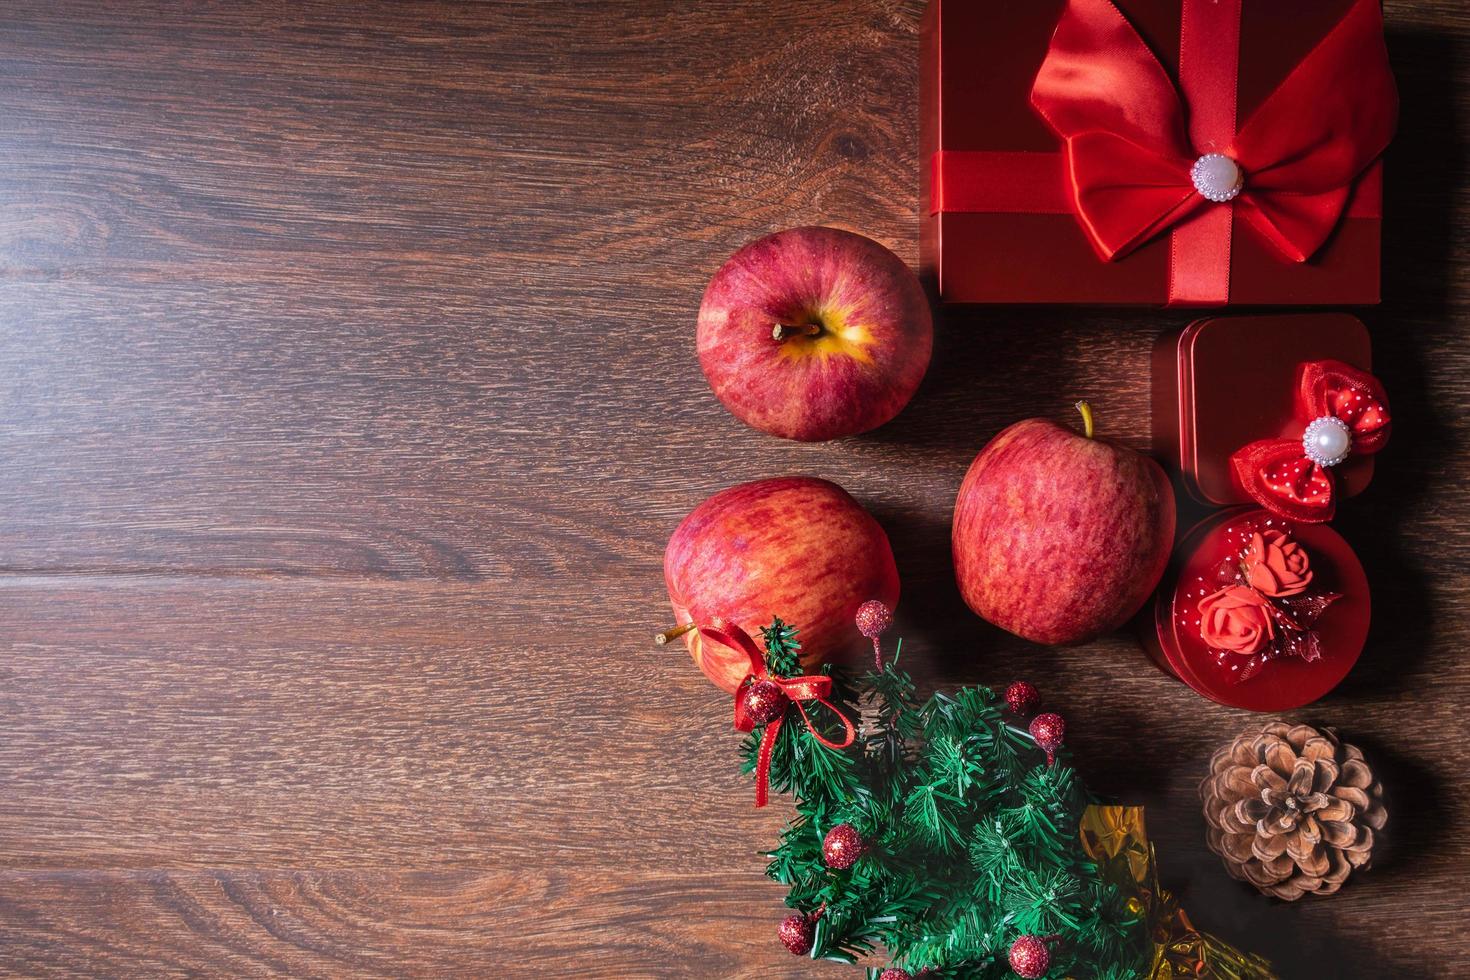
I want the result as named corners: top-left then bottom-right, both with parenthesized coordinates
top-left (1077, 805), bottom-right (1278, 980)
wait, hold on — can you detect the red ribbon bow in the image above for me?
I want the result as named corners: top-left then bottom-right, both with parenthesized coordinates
top-left (1030, 0), bottom-right (1397, 305)
top-left (1230, 360), bottom-right (1390, 523)
top-left (698, 619), bottom-right (855, 809)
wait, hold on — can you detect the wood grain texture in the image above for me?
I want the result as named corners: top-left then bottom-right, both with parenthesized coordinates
top-left (0, 0), bottom-right (1467, 976)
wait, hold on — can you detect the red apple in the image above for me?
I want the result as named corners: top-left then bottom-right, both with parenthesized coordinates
top-left (697, 226), bottom-right (933, 442)
top-left (662, 476), bottom-right (900, 692)
top-left (952, 403), bottom-right (1175, 645)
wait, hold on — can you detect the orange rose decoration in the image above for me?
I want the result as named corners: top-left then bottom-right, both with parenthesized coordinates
top-left (1243, 530), bottom-right (1313, 597)
top-left (1198, 586), bottom-right (1275, 655)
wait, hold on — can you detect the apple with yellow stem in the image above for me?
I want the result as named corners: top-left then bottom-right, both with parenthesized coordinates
top-left (697, 227), bottom-right (933, 442)
top-left (658, 476), bottom-right (900, 692)
top-left (952, 402), bottom-right (1176, 646)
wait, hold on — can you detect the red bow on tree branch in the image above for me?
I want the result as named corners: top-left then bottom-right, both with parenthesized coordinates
top-left (697, 619), bottom-right (856, 808)
top-left (1230, 360), bottom-right (1390, 523)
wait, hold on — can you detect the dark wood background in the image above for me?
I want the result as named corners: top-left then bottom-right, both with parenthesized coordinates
top-left (0, 1), bottom-right (1465, 976)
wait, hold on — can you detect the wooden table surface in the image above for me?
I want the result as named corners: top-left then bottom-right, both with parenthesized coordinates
top-left (1, 2), bottom-right (1466, 976)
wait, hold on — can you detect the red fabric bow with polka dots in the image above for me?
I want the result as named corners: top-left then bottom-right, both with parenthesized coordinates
top-left (697, 619), bottom-right (855, 809)
top-left (1230, 360), bottom-right (1390, 523)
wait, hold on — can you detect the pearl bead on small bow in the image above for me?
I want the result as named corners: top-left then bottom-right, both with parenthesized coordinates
top-left (1303, 415), bottom-right (1353, 468)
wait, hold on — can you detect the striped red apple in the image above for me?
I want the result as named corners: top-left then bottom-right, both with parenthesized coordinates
top-left (952, 403), bottom-right (1176, 645)
top-left (697, 227), bottom-right (933, 442)
top-left (660, 476), bottom-right (899, 692)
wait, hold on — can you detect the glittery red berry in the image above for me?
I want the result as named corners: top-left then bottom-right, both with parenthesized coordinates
top-left (1009, 935), bottom-right (1051, 978)
top-left (743, 679), bottom-right (789, 726)
top-left (1029, 712), bottom-right (1065, 767)
top-left (822, 823), bottom-right (867, 870)
top-left (1005, 680), bottom-right (1040, 718)
top-left (879, 970), bottom-right (913, 980)
top-left (855, 599), bottom-right (894, 639)
top-left (778, 912), bottom-right (815, 956)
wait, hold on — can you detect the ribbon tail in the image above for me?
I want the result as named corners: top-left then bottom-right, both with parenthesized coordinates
top-left (792, 697), bottom-right (857, 751)
top-left (776, 674), bottom-right (834, 701)
top-left (733, 682), bottom-right (756, 733)
top-left (1235, 189), bottom-right (1347, 264)
top-left (754, 715), bottom-right (781, 809)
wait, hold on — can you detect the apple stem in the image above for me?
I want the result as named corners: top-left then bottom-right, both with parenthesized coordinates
top-left (654, 622), bottom-right (698, 646)
top-left (1074, 400), bottom-right (1095, 439)
top-left (772, 322), bottom-right (822, 342)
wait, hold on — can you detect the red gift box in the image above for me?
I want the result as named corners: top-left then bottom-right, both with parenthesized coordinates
top-left (1140, 507), bottom-right (1369, 711)
top-left (920, 0), bottom-right (1396, 306)
top-left (1152, 313), bottom-right (1376, 509)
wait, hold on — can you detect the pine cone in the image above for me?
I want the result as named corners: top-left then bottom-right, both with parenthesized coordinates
top-left (1200, 721), bottom-right (1386, 901)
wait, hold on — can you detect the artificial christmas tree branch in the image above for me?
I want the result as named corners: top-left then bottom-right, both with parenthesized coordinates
top-left (695, 607), bottom-right (1277, 979)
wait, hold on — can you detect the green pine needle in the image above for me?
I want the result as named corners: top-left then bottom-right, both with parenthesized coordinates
top-left (760, 618), bottom-right (803, 678)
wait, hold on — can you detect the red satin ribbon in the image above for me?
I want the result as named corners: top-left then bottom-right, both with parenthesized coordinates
top-left (930, 152), bottom-right (1382, 219)
top-left (1169, 0), bottom-right (1238, 305)
top-left (1230, 360), bottom-right (1391, 523)
top-left (931, 0), bottom-right (1396, 306)
top-left (698, 619), bottom-right (856, 808)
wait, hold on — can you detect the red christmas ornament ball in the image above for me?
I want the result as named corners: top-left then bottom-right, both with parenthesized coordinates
top-left (879, 970), bottom-right (913, 980)
top-left (778, 912), bottom-right (814, 956)
top-left (856, 599), bottom-right (894, 639)
top-left (743, 679), bottom-right (789, 725)
top-left (1029, 712), bottom-right (1066, 766)
top-left (822, 823), bottom-right (867, 870)
top-left (1005, 680), bottom-right (1040, 717)
top-left (1009, 935), bottom-right (1051, 979)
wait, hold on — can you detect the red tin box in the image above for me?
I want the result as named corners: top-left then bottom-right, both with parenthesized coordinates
top-left (920, 0), bottom-right (1392, 305)
top-left (1141, 507), bottom-right (1369, 711)
top-left (1152, 313), bottom-right (1375, 508)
